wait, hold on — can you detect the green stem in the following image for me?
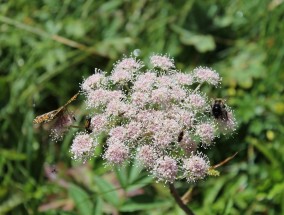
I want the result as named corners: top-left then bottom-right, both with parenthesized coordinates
top-left (193, 83), bottom-right (202, 93)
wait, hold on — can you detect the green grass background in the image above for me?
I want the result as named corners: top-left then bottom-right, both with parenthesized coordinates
top-left (1, 1), bottom-right (284, 214)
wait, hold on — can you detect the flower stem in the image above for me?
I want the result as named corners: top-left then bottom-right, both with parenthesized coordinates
top-left (168, 183), bottom-right (195, 215)
top-left (193, 83), bottom-right (202, 93)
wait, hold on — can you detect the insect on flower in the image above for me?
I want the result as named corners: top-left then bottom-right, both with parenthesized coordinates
top-left (33, 93), bottom-right (79, 124)
top-left (177, 130), bottom-right (184, 142)
top-left (211, 98), bottom-right (228, 121)
top-left (84, 117), bottom-right (92, 133)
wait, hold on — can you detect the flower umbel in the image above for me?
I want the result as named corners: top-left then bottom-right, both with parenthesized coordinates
top-left (150, 54), bottom-right (175, 71)
top-left (193, 66), bottom-right (221, 86)
top-left (153, 156), bottom-right (178, 183)
top-left (70, 52), bottom-right (236, 183)
top-left (70, 132), bottom-right (96, 163)
top-left (183, 153), bottom-right (210, 182)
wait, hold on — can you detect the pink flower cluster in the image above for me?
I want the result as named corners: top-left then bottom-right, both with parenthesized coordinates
top-left (70, 132), bottom-right (96, 163)
top-left (193, 67), bottom-right (221, 86)
top-left (70, 53), bottom-right (236, 183)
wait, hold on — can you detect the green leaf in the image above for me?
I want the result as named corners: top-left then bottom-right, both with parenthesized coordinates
top-left (180, 34), bottom-right (216, 52)
top-left (120, 200), bottom-right (170, 212)
top-left (223, 198), bottom-right (233, 215)
top-left (115, 166), bottom-right (128, 188)
top-left (126, 174), bottom-right (153, 192)
top-left (171, 25), bottom-right (216, 52)
top-left (98, 0), bottom-right (124, 12)
top-left (204, 178), bottom-right (226, 205)
top-left (251, 140), bottom-right (278, 166)
top-left (94, 176), bottom-right (120, 207)
top-left (0, 193), bottom-right (27, 214)
top-left (94, 197), bottom-right (103, 215)
top-left (0, 149), bottom-right (26, 161)
top-left (129, 161), bottom-right (143, 184)
top-left (268, 182), bottom-right (284, 199)
top-left (68, 184), bottom-right (93, 215)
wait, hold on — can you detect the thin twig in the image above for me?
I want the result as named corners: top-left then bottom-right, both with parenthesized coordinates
top-left (212, 152), bottom-right (238, 169)
top-left (169, 183), bottom-right (195, 215)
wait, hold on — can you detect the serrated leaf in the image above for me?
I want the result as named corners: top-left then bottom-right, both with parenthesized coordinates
top-left (126, 174), bottom-right (153, 192)
top-left (94, 176), bottom-right (119, 207)
top-left (94, 197), bottom-right (103, 215)
top-left (129, 161), bottom-right (143, 184)
top-left (68, 184), bottom-right (93, 215)
top-left (115, 166), bottom-right (128, 188)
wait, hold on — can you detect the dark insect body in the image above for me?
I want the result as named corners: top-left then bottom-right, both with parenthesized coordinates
top-left (84, 117), bottom-right (92, 133)
top-left (51, 167), bottom-right (57, 174)
top-left (211, 99), bottom-right (228, 121)
top-left (178, 130), bottom-right (184, 142)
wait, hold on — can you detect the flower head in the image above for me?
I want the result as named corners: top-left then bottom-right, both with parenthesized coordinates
top-left (90, 114), bottom-right (108, 133)
top-left (105, 100), bottom-right (128, 116)
top-left (113, 57), bottom-right (143, 72)
top-left (133, 72), bottom-right (156, 92)
top-left (193, 67), bottom-right (221, 86)
top-left (70, 133), bottom-right (96, 163)
top-left (187, 93), bottom-right (207, 109)
top-left (81, 71), bottom-right (105, 92)
top-left (172, 72), bottom-right (193, 85)
top-left (136, 145), bottom-right (157, 168)
top-left (152, 156), bottom-right (178, 183)
top-left (104, 141), bottom-right (129, 165)
top-left (183, 153), bottom-right (210, 182)
top-left (109, 126), bottom-right (127, 142)
top-left (86, 89), bottom-right (124, 108)
top-left (195, 122), bottom-right (215, 145)
top-left (150, 54), bottom-right (175, 71)
top-left (110, 69), bottom-right (132, 84)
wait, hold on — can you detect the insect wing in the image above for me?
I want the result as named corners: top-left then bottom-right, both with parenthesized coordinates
top-left (33, 108), bottom-right (62, 124)
top-left (221, 110), bottom-right (228, 121)
top-left (33, 93), bottom-right (79, 125)
top-left (63, 93), bottom-right (79, 108)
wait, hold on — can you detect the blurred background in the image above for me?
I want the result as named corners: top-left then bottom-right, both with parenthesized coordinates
top-left (1, 0), bottom-right (284, 214)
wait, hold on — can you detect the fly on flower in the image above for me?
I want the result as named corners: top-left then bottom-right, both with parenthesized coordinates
top-left (33, 93), bottom-right (79, 124)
